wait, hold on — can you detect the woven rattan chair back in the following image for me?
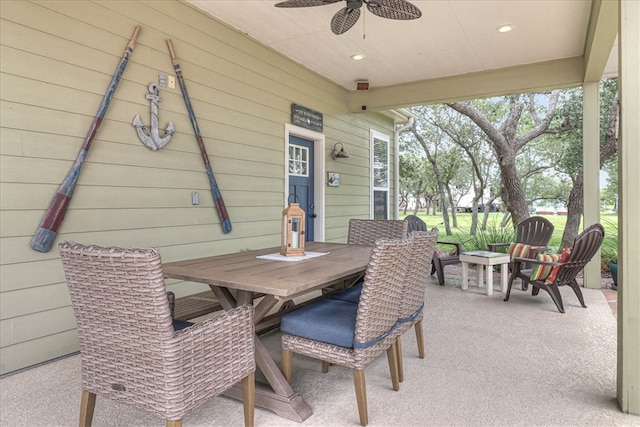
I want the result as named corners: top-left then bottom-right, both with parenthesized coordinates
top-left (347, 219), bottom-right (408, 245)
top-left (59, 241), bottom-right (256, 427)
top-left (352, 238), bottom-right (411, 362)
top-left (399, 230), bottom-right (439, 321)
top-left (392, 230), bottom-right (438, 382)
top-left (281, 238), bottom-right (410, 425)
top-left (61, 244), bottom-right (175, 344)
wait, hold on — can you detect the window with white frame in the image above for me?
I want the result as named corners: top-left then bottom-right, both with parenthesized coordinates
top-left (288, 144), bottom-right (309, 176)
top-left (371, 131), bottom-right (390, 219)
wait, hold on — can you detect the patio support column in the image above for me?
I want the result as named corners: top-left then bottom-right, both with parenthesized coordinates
top-left (617, 0), bottom-right (640, 415)
top-left (582, 82), bottom-right (600, 289)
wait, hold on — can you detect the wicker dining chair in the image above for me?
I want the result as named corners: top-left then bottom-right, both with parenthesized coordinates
top-left (58, 242), bottom-right (256, 427)
top-left (280, 238), bottom-right (410, 426)
top-left (328, 219), bottom-right (409, 302)
top-left (393, 229), bottom-right (438, 382)
top-left (504, 223), bottom-right (605, 313)
top-left (404, 215), bottom-right (463, 286)
top-left (347, 218), bottom-right (408, 245)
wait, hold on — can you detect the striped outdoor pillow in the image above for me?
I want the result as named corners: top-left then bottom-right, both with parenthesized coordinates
top-left (530, 253), bottom-right (562, 281)
top-left (508, 242), bottom-right (532, 259)
top-left (546, 248), bottom-right (572, 283)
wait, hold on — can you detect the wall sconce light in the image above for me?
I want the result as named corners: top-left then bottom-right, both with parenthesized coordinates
top-left (331, 142), bottom-right (350, 160)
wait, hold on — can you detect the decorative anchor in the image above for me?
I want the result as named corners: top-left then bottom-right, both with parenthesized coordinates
top-left (133, 83), bottom-right (174, 151)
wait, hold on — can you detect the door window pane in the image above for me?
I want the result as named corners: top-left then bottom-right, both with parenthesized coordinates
top-left (289, 145), bottom-right (309, 177)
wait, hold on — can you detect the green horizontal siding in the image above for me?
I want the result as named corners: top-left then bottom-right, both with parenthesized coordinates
top-left (0, 0), bottom-right (394, 374)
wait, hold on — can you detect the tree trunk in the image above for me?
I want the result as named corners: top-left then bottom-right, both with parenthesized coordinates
top-left (497, 151), bottom-right (530, 225)
top-left (411, 126), bottom-right (452, 235)
top-left (560, 92), bottom-right (618, 247)
top-left (470, 206), bottom-right (478, 235)
top-left (562, 172), bottom-right (583, 248)
top-left (446, 185), bottom-right (458, 228)
top-left (479, 194), bottom-right (497, 230)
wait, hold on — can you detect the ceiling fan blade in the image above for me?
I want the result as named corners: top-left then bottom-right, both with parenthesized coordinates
top-left (331, 7), bottom-right (361, 34)
top-left (366, 0), bottom-right (422, 20)
top-left (275, 0), bottom-right (341, 8)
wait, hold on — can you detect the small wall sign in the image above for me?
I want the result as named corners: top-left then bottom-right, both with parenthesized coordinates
top-left (291, 103), bottom-right (323, 132)
top-left (327, 172), bottom-right (340, 187)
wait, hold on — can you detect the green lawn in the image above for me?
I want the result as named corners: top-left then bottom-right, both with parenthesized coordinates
top-left (401, 212), bottom-right (618, 268)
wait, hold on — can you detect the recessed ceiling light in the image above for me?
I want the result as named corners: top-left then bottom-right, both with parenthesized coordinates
top-left (351, 54), bottom-right (366, 61)
top-left (497, 25), bottom-right (514, 33)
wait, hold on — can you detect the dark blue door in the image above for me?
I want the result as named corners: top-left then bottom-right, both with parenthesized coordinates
top-left (288, 136), bottom-right (314, 241)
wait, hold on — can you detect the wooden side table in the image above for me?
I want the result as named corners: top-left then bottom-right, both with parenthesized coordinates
top-left (460, 251), bottom-right (511, 296)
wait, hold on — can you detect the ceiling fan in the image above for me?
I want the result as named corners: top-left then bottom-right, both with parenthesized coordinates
top-left (274, 0), bottom-right (422, 35)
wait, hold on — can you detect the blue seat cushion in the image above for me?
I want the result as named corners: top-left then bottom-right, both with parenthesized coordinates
top-left (281, 299), bottom-right (358, 348)
top-left (172, 319), bottom-right (194, 331)
top-left (329, 281), bottom-right (362, 304)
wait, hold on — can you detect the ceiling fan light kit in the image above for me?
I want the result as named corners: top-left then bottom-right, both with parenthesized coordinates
top-left (275, 0), bottom-right (422, 35)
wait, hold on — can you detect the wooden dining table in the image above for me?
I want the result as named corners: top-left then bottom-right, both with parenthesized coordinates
top-left (163, 241), bottom-right (372, 422)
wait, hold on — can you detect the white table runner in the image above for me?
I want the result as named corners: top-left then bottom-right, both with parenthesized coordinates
top-left (256, 251), bottom-right (329, 262)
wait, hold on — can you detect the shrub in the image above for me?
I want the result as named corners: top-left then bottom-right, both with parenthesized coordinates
top-left (600, 216), bottom-right (618, 272)
top-left (464, 220), bottom-right (515, 252)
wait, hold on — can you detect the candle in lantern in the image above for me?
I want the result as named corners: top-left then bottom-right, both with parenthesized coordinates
top-left (291, 219), bottom-right (299, 249)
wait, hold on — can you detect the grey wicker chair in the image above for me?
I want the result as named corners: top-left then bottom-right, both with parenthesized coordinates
top-left (404, 215), bottom-right (463, 286)
top-left (347, 218), bottom-right (408, 244)
top-left (394, 229), bottom-right (438, 382)
top-left (281, 238), bottom-right (410, 426)
top-left (326, 218), bottom-right (409, 301)
top-left (58, 242), bottom-right (256, 427)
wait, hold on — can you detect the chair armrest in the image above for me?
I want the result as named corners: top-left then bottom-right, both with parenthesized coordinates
top-left (511, 256), bottom-right (562, 278)
top-left (436, 241), bottom-right (463, 255)
top-left (487, 242), bottom-right (509, 252)
top-left (528, 245), bottom-right (551, 257)
top-left (512, 256), bottom-right (563, 267)
top-left (175, 304), bottom-right (255, 345)
top-left (172, 305), bottom-right (255, 393)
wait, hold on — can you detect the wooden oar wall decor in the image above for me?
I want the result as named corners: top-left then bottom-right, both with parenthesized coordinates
top-left (30, 26), bottom-right (141, 252)
top-left (166, 39), bottom-right (232, 234)
top-left (31, 29), bottom-right (235, 252)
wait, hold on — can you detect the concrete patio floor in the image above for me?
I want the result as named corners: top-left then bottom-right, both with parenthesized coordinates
top-left (1, 271), bottom-right (635, 427)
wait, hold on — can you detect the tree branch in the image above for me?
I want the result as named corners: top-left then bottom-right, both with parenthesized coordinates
top-left (517, 90), bottom-right (562, 147)
top-left (447, 101), bottom-right (508, 152)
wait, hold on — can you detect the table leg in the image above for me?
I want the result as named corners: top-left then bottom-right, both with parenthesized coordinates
top-left (477, 264), bottom-right (484, 289)
top-left (485, 264), bottom-right (493, 296)
top-left (214, 288), bottom-right (313, 422)
top-left (461, 261), bottom-right (469, 290)
top-left (501, 263), bottom-right (508, 293)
